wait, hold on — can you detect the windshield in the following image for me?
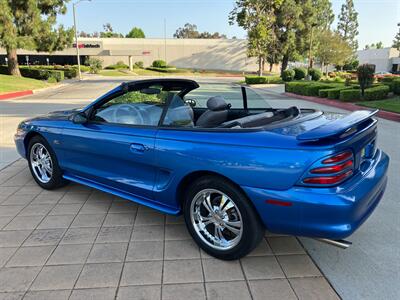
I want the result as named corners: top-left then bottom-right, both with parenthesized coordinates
top-left (183, 83), bottom-right (271, 109)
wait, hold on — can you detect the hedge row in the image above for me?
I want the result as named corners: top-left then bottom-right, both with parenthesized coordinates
top-left (364, 85), bottom-right (390, 101)
top-left (245, 75), bottom-right (283, 84)
top-left (0, 66), bottom-right (65, 81)
top-left (285, 81), bottom-right (342, 96)
top-left (339, 89), bottom-right (361, 102)
top-left (36, 66), bottom-right (77, 79)
top-left (146, 67), bottom-right (187, 73)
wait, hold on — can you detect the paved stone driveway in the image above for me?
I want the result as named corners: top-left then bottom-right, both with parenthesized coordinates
top-left (0, 160), bottom-right (339, 300)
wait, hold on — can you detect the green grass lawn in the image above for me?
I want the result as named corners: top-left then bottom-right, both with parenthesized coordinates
top-left (357, 96), bottom-right (400, 114)
top-left (0, 74), bottom-right (51, 94)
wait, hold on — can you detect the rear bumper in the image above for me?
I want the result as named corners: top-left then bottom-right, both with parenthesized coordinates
top-left (243, 149), bottom-right (389, 239)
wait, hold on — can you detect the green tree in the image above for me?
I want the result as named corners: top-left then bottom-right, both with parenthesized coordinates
top-left (364, 42), bottom-right (384, 50)
top-left (315, 30), bottom-right (353, 73)
top-left (275, 0), bottom-right (334, 74)
top-left (173, 23), bottom-right (226, 39)
top-left (336, 0), bottom-right (359, 51)
top-left (126, 27), bottom-right (145, 38)
top-left (393, 25), bottom-right (400, 51)
top-left (100, 23), bottom-right (123, 38)
top-left (0, 0), bottom-right (73, 76)
top-left (174, 23), bottom-right (199, 38)
top-left (230, 0), bottom-right (280, 76)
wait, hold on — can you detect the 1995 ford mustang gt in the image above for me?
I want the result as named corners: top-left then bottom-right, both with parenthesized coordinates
top-left (15, 79), bottom-right (389, 259)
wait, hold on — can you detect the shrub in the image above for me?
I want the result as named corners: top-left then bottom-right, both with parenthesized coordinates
top-left (293, 67), bottom-right (307, 80)
top-left (357, 64), bottom-right (375, 96)
top-left (392, 78), bottom-right (400, 95)
top-left (285, 81), bottom-right (335, 96)
top-left (285, 82), bottom-right (310, 94)
top-left (135, 61), bottom-right (144, 68)
top-left (77, 65), bottom-right (90, 73)
top-left (245, 76), bottom-right (283, 84)
top-left (105, 61), bottom-right (129, 70)
top-left (308, 68), bottom-right (322, 81)
top-left (363, 85), bottom-right (390, 101)
top-left (47, 77), bottom-right (58, 83)
top-left (282, 69), bottom-right (295, 82)
top-left (327, 87), bottom-right (351, 99)
top-left (318, 89), bottom-right (333, 98)
top-left (304, 83), bottom-right (333, 96)
top-left (152, 60), bottom-right (167, 68)
top-left (63, 68), bottom-right (78, 79)
top-left (146, 66), bottom-right (183, 73)
top-left (339, 89), bottom-right (361, 102)
top-left (245, 76), bottom-right (266, 84)
top-left (86, 58), bottom-right (103, 74)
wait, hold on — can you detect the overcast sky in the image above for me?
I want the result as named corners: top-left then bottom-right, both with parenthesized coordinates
top-left (57, 0), bottom-right (399, 50)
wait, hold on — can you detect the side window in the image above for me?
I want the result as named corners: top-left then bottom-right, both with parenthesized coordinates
top-left (245, 88), bottom-right (271, 109)
top-left (163, 95), bottom-right (194, 127)
top-left (93, 88), bottom-right (168, 126)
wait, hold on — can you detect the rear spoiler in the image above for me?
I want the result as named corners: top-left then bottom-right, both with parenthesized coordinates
top-left (297, 110), bottom-right (378, 141)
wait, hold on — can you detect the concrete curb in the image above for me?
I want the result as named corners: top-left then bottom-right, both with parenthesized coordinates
top-left (283, 92), bottom-right (400, 123)
top-left (0, 90), bottom-right (33, 100)
top-left (0, 79), bottom-right (77, 101)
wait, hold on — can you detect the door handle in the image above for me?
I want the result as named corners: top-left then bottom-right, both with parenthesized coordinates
top-left (130, 143), bottom-right (147, 153)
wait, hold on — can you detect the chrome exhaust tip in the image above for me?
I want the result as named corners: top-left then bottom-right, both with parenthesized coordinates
top-left (315, 238), bottom-right (352, 249)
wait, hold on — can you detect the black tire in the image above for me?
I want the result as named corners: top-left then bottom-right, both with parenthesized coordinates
top-left (183, 175), bottom-right (264, 260)
top-left (27, 135), bottom-right (68, 190)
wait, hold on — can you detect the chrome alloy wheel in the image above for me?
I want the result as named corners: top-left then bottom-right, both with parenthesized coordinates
top-left (30, 143), bottom-right (53, 183)
top-left (190, 189), bottom-right (243, 250)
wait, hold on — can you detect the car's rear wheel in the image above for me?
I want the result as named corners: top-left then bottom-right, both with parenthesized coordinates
top-left (183, 176), bottom-right (264, 260)
top-left (27, 135), bottom-right (68, 190)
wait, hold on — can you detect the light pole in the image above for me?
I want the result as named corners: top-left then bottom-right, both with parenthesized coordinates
top-left (73, 0), bottom-right (91, 80)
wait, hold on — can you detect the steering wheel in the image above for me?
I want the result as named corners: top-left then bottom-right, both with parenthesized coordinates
top-left (112, 104), bottom-right (145, 125)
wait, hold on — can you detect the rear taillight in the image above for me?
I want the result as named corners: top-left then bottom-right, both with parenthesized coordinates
top-left (303, 151), bottom-right (354, 186)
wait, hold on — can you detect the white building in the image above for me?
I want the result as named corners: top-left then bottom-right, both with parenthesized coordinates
top-left (0, 38), bottom-right (273, 72)
top-left (356, 47), bottom-right (400, 73)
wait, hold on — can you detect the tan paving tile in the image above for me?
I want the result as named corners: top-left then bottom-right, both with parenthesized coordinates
top-left (241, 256), bottom-right (285, 280)
top-left (268, 236), bottom-right (306, 255)
top-left (0, 162), bottom-right (339, 299)
top-left (277, 254), bottom-right (322, 278)
top-left (206, 281), bottom-right (251, 300)
top-left (249, 279), bottom-right (297, 300)
top-left (289, 277), bottom-right (340, 300)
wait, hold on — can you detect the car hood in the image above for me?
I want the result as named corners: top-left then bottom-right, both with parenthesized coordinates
top-left (25, 108), bottom-right (82, 122)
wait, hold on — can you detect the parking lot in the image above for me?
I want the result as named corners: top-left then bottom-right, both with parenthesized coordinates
top-left (0, 77), bottom-right (399, 299)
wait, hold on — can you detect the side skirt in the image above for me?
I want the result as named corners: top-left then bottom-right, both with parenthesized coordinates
top-left (63, 173), bottom-right (180, 215)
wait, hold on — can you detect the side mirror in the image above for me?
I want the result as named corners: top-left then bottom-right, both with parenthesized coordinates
top-left (72, 112), bottom-right (88, 124)
top-left (185, 98), bottom-right (197, 107)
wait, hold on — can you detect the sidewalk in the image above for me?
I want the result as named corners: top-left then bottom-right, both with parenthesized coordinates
top-left (0, 160), bottom-right (339, 300)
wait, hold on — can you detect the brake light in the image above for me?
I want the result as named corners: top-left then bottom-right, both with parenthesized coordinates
top-left (303, 170), bottom-right (353, 185)
top-left (310, 160), bottom-right (353, 174)
top-left (303, 151), bottom-right (354, 186)
top-left (322, 151), bottom-right (352, 164)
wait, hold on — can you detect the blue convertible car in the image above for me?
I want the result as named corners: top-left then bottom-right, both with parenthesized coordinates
top-left (15, 79), bottom-right (389, 259)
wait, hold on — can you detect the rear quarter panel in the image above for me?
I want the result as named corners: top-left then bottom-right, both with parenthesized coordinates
top-left (154, 129), bottom-right (332, 209)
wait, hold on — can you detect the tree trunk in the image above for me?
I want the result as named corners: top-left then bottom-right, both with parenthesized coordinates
top-left (269, 62), bottom-right (273, 72)
top-left (7, 48), bottom-right (21, 76)
top-left (258, 56), bottom-right (263, 76)
top-left (280, 55), bottom-right (289, 76)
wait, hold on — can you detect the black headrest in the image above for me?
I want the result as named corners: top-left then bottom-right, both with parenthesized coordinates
top-left (207, 96), bottom-right (230, 111)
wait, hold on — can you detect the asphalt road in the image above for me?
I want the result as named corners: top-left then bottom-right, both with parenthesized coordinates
top-left (0, 78), bottom-right (399, 299)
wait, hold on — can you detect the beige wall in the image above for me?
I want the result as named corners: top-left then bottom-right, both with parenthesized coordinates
top-left (0, 38), bottom-right (264, 72)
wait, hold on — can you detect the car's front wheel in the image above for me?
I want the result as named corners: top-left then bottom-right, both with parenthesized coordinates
top-left (27, 135), bottom-right (67, 190)
top-left (183, 176), bottom-right (264, 260)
